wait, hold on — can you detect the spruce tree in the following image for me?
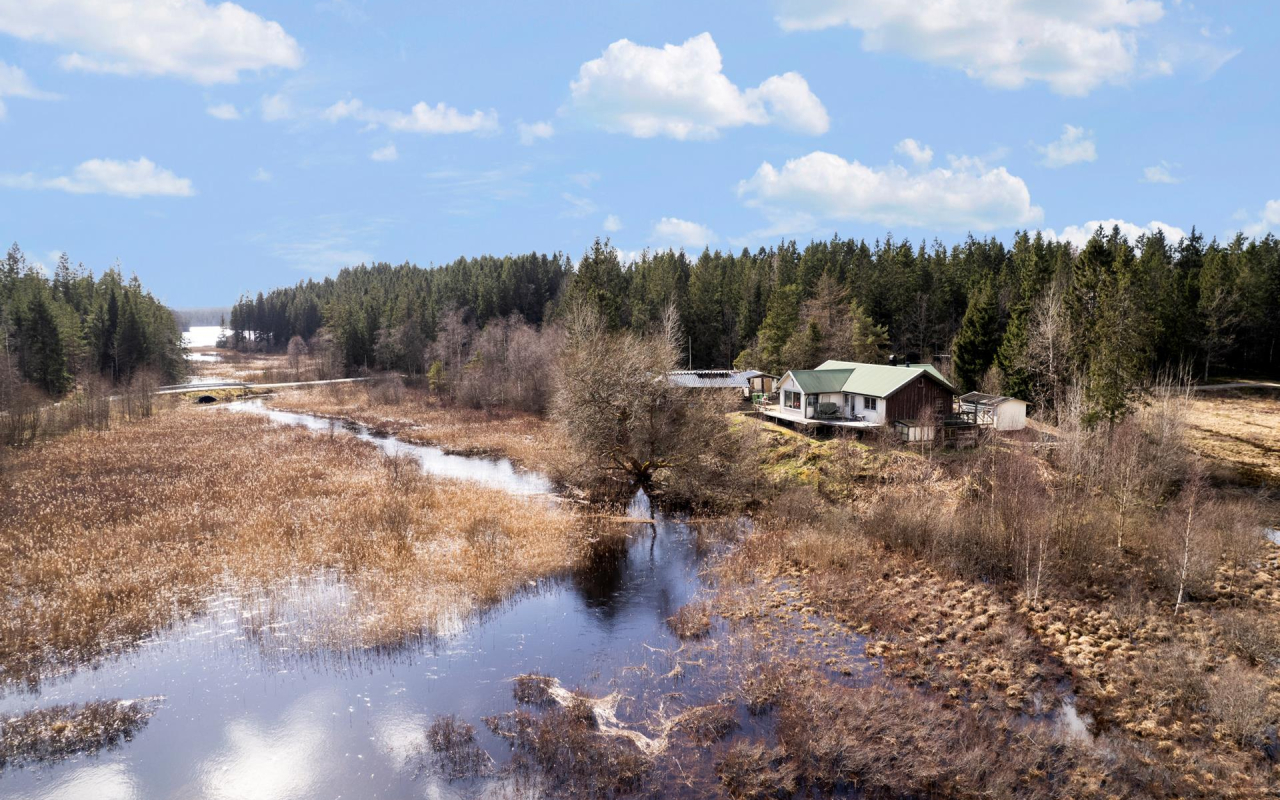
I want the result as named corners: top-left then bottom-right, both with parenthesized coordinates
top-left (952, 279), bottom-right (999, 392)
top-left (23, 294), bottom-right (71, 395)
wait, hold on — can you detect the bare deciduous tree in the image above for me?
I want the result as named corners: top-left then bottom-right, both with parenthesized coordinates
top-left (286, 335), bottom-right (308, 380)
top-left (553, 300), bottom-right (729, 499)
top-left (1025, 280), bottom-right (1072, 423)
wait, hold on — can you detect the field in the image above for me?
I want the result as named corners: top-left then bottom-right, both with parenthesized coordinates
top-left (0, 402), bottom-right (581, 689)
top-left (1188, 388), bottom-right (1280, 492)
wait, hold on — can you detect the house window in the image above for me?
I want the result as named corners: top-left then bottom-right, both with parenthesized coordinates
top-left (784, 390), bottom-right (801, 409)
top-left (864, 396), bottom-right (877, 411)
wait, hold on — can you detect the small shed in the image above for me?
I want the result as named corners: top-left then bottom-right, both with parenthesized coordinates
top-left (957, 392), bottom-right (1028, 431)
top-left (738, 370), bottom-right (778, 398)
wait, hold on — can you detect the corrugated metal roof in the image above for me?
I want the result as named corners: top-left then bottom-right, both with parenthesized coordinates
top-left (665, 370), bottom-right (751, 389)
top-left (959, 392), bottom-right (1024, 406)
top-left (785, 368), bottom-right (854, 394)
top-left (809, 360), bottom-right (957, 397)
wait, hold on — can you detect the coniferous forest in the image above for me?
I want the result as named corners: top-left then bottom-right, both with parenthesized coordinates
top-left (228, 226), bottom-right (1279, 422)
top-left (0, 243), bottom-right (185, 400)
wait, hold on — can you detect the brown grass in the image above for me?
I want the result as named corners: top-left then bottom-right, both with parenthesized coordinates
top-left (0, 403), bottom-right (581, 689)
top-left (698, 421), bottom-right (1280, 799)
top-left (418, 714), bottom-right (492, 780)
top-left (1187, 390), bottom-right (1280, 488)
top-left (188, 349), bottom-right (305, 384)
top-left (666, 599), bottom-right (713, 639)
top-left (267, 382), bottom-right (566, 474)
top-left (672, 703), bottom-right (737, 745)
top-left (484, 706), bottom-right (652, 799)
top-left (0, 699), bottom-right (156, 770)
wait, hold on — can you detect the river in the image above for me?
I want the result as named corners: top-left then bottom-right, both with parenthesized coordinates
top-left (0, 402), bottom-right (717, 799)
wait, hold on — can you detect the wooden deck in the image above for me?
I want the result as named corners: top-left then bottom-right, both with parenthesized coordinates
top-left (756, 405), bottom-right (879, 430)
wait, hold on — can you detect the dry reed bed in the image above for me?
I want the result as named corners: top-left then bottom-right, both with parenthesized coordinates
top-left (267, 382), bottom-right (566, 473)
top-left (0, 404), bottom-right (581, 689)
top-left (188, 350), bottom-right (303, 384)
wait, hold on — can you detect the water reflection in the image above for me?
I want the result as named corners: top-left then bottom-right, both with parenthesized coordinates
top-left (0, 406), bottom-right (714, 799)
top-left (201, 691), bottom-right (335, 800)
top-left (224, 400), bottom-right (553, 496)
top-left (8, 763), bottom-right (141, 800)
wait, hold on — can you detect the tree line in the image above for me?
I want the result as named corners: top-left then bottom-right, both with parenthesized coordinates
top-left (228, 227), bottom-right (1279, 422)
top-left (1, 243), bottom-right (185, 402)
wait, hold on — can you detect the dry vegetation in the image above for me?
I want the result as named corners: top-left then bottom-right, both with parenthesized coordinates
top-left (0, 402), bottom-right (581, 689)
top-left (187, 348), bottom-right (309, 384)
top-left (471, 385), bottom-right (1280, 799)
top-left (696, 386), bottom-right (1280, 798)
top-left (267, 379), bottom-right (566, 475)
top-left (0, 699), bottom-right (156, 770)
top-left (1187, 388), bottom-right (1280, 489)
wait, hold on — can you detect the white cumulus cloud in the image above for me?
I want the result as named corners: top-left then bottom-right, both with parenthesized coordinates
top-left (0, 0), bottom-right (303, 84)
top-left (206, 102), bottom-right (240, 120)
top-left (652, 217), bottom-right (717, 250)
top-left (893, 138), bottom-right (933, 166)
top-left (1045, 218), bottom-right (1187, 249)
top-left (324, 98), bottom-right (498, 135)
top-left (775, 0), bottom-right (1165, 96)
top-left (1036, 124), bottom-right (1097, 168)
top-left (1, 156), bottom-right (194, 197)
top-left (252, 167), bottom-right (272, 182)
top-left (0, 61), bottom-right (58, 119)
top-left (517, 119), bottom-right (554, 145)
top-left (1142, 160), bottom-right (1181, 183)
top-left (1241, 200), bottom-right (1280, 237)
top-left (603, 214), bottom-right (623, 232)
top-left (370, 142), bottom-right (398, 162)
top-left (568, 32), bottom-right (828, 140)
top-left (737, 148), bottom-right (1042, 233)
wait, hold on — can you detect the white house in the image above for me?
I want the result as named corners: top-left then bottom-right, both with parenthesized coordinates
top-left (769, 360), bottom-right (956, 430)
top-left (957, 392), bottom-right (1028, 431)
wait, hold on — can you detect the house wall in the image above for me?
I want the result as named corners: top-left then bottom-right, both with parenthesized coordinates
top-left (816, 392), bottom-right (843, 414)
top-left (778, 375), bottom-right (807, 416)
top-left (844, 393), bottom-right (886, 424)
top-left (994, 401), bottom-right (1028, 431)
top-left (884, 376), bottom-right (954, 423)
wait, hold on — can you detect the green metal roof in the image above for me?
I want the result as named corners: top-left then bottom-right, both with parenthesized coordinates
top-left (801, 359), bottom-right (957, 397)
top-left (785, 368), bottom-right (855, 394)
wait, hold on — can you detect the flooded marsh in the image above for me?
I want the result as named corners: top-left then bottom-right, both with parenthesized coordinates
top-left (0, 401), bottom-right (751, 798)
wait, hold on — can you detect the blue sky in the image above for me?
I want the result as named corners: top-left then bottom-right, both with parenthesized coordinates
top-left (0, 0), bottom-right (1276, 308)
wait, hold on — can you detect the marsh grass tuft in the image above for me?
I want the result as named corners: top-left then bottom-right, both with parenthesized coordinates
top-left (485, 705), bottom-right (652, 799)
top-left (666, 599), bottom-right (712, 639)
top-left (0, 699), bottom-right (156, 770)
top-left (716, 740), bottom-right (798, 800)
top-left (512, 673), bottom-right (556, 706)
top-left (672, 703), bottom-right (737, 745)
top-left (418, 714), bottom-right (492, 780)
